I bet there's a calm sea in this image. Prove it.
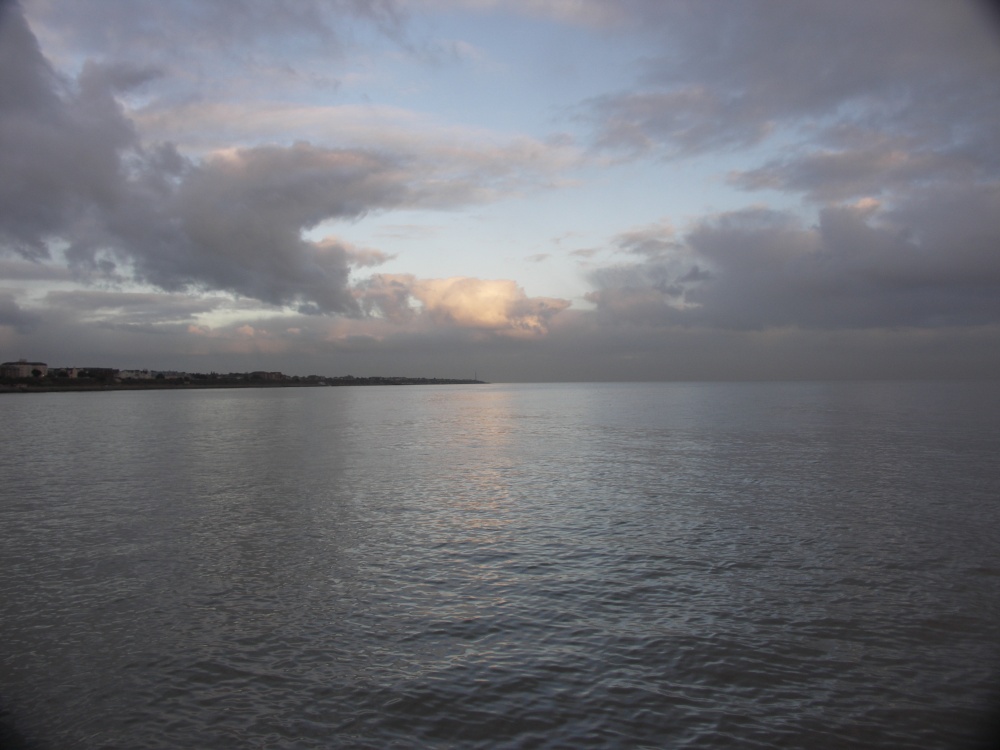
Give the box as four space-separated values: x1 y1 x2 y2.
1 381 999 749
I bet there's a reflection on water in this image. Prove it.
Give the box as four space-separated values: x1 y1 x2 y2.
1 382 999 748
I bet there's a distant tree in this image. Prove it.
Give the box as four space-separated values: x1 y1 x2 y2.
31 369 42 378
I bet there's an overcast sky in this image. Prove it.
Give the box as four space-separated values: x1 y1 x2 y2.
2 0 999 381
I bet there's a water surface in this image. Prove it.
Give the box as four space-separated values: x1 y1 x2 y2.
1 381 999 748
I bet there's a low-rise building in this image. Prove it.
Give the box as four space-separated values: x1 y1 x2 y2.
75 367 117 380
0 359 48 378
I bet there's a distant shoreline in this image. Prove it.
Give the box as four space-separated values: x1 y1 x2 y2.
0 377 487 394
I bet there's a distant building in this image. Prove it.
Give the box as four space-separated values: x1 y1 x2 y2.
0 359 47 378
76 367 117 380
250 371 285 381
118 369 154 380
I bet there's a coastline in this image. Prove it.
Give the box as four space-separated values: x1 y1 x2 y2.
0 377 486 394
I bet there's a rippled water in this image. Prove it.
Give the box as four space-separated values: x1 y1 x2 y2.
1 381 999 748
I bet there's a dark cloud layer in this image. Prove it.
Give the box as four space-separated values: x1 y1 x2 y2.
589 192 1000 331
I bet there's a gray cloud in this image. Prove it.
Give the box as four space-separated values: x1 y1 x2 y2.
0 3 141 260
584 1 1000 162
530 321 1000 382
125 144 411 314
0 259 73 282
0 291 40 333
578 0 1000 345
24 0 408 98
614 222 683 258
727 122 997 203
0 4 408 313
1 1 576 318
42 290 226 323
0 17 392 315
588 194 1000 331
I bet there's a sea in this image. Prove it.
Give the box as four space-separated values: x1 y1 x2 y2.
1 380 998 749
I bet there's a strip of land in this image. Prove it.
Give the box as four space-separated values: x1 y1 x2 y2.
0 374 486 393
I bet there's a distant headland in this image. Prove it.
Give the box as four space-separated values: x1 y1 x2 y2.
0 359 486 393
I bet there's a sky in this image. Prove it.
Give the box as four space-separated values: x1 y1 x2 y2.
2 0 1000 381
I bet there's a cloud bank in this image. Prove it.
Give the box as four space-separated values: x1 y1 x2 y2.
589 196 1000 331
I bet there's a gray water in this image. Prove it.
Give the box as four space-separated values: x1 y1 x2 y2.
1 381 999 749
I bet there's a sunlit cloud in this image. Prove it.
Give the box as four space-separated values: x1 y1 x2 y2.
359 274 570 336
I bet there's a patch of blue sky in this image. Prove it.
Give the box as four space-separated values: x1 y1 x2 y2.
349 7 644 137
